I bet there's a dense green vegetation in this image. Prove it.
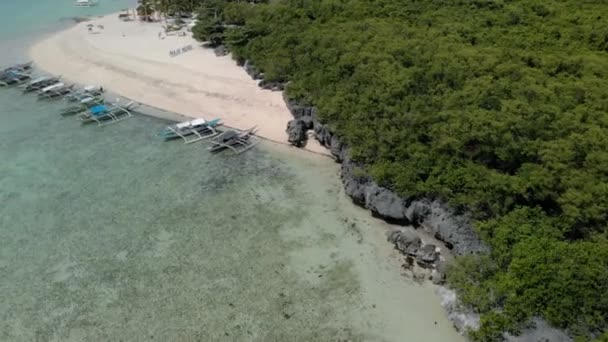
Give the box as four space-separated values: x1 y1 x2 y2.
190 0 608 340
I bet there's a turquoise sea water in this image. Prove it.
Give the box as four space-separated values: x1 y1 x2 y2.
0 2 465 341
0 0 137 61
0 89 356 340
0 0 136 39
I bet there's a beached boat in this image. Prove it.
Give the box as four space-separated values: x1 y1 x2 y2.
64 85 103 102
77 101 137 125
2 62 32 73
0 71 32 86
38 83 74 99
73 0 99 7
21 76 62 93
209 126 260 154
60 96 104 116
160 118 222 143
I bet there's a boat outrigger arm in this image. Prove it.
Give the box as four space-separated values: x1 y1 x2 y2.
80 101 137 126
169 118 220 144
0 72 31 86
209 126 260 154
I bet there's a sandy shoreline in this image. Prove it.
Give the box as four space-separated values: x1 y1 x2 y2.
29 13 328 155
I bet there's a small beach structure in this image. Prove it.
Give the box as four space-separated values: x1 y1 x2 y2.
38 83 74 99
160 118 221 143
73 0 99 7
77 101 136 126
209 126 260 154
21 76 62 93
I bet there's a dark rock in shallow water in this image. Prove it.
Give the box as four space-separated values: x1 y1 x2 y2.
416 244 438 266
214 45 229 57
259 80 284 91
388 228 421 256
286 119 308 147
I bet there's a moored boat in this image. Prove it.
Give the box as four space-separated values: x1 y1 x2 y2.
160 118 221 143
60 96 104 116
2 61 32 73
0 71 31 86
78 101 137 125
73 0 99 7
38 83 74 99
21 76 62 93
64 85 103 102
208 126 259 154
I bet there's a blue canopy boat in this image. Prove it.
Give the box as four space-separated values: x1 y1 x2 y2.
77 101 136 125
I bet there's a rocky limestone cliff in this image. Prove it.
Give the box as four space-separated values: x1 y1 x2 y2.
236 59 569 341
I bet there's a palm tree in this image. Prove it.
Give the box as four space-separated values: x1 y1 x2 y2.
137 0 154 21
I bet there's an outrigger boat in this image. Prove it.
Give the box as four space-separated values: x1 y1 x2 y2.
64 85 104 102
38 83 74 99
159 118 221 143
60 96 105 116
21 76 62 93
2 62 32 73
208 126 260 154
74 0 99 7
77 101 137 126
0 71 31 86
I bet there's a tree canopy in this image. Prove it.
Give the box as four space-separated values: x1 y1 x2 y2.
191 0 608 340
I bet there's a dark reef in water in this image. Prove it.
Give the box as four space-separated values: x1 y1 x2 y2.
59 16 91 23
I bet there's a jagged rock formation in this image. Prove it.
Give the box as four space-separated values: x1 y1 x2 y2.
286 119 307 147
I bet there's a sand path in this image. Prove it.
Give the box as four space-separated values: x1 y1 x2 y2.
30 14 327 154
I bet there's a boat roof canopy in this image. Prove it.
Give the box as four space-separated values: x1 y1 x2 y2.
41 83 63 92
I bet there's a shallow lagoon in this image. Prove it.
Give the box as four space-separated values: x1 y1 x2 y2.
0 88 463 341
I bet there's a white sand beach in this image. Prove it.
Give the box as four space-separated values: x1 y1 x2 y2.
30 13 328 155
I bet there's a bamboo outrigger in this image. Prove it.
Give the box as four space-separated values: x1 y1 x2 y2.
0 71 31 86
159 118 222 143
64 85 104 102
60 96 104 116
77 101 137 126
2 62 32 74
208 126 260 154
38 83 74 99
21 76 62 93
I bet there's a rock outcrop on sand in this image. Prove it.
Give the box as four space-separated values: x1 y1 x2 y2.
279 90 490 256
286 119 307 147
